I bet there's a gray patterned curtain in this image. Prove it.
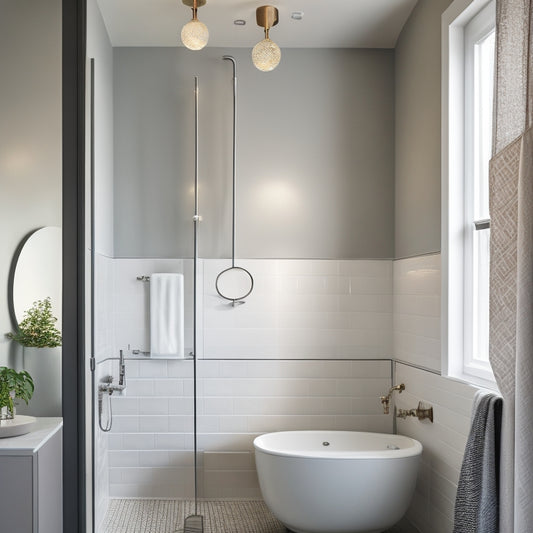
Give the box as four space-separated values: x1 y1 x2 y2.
489 1 533 531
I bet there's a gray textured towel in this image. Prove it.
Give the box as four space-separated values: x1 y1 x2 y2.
453 391 502 533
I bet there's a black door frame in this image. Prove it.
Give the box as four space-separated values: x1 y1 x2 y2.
63 0 87 531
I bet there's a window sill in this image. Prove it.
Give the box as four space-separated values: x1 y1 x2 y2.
443 370 499 391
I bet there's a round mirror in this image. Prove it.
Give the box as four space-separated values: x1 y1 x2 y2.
215 266 254 303
10 227 62 328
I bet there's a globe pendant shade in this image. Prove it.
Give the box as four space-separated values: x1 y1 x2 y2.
181 19 209 50
252 38 281 71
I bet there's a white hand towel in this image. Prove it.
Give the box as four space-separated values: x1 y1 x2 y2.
150 273 185 358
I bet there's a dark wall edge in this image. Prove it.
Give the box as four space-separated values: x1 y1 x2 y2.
63 0 87 531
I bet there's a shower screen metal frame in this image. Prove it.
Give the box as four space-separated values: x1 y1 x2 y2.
87 69 204 531
189 74 203 524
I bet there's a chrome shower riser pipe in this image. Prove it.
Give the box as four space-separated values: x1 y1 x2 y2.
223 55 237 266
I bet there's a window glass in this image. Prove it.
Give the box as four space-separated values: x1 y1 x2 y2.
463 1 495 378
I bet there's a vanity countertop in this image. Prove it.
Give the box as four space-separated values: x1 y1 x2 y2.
0 417 62 455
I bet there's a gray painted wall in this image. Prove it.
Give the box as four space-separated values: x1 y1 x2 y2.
0 0 62 367
394 0 453 258
114 47 395 259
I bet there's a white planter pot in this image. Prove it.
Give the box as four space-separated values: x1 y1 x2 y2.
21 347 61 417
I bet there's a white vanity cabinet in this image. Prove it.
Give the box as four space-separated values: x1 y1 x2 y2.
0 418 63 533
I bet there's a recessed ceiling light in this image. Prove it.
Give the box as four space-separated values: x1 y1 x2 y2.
291 11 304 20
234 19 246 26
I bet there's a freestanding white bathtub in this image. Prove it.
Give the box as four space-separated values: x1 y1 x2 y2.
254 431 422 533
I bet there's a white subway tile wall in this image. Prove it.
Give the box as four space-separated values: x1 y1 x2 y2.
394 364 476 533
392 253 481 533
103 257 480 513
393 255 441 372
94 253 114 531
93 252 482 533
107 359 392 498
110 259 392 360
95 253 115 364
203 259 393 359
95 360 112 531
100 258 394 499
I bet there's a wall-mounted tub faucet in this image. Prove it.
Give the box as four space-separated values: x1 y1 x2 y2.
380 383 405 414
98 350 127 432
396 402 434 423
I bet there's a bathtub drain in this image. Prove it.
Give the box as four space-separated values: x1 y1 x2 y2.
322 441 330 446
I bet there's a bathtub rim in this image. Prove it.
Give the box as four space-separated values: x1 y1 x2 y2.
253 430 423 460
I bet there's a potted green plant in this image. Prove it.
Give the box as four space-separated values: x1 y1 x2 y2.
6 297 62 417
0 367 34 420
7 297 61 348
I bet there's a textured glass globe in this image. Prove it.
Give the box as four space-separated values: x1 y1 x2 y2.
181 19 209 51
252 38 281 72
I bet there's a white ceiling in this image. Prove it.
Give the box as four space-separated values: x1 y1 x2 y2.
96 0 418 48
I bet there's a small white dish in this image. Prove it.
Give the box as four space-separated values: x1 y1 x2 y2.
0 415 37 438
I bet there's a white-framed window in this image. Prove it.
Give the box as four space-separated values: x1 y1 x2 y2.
464 4 495 380
442 0 496 388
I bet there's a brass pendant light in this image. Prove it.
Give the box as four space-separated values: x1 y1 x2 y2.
181 0 209 51
252 6 281 72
